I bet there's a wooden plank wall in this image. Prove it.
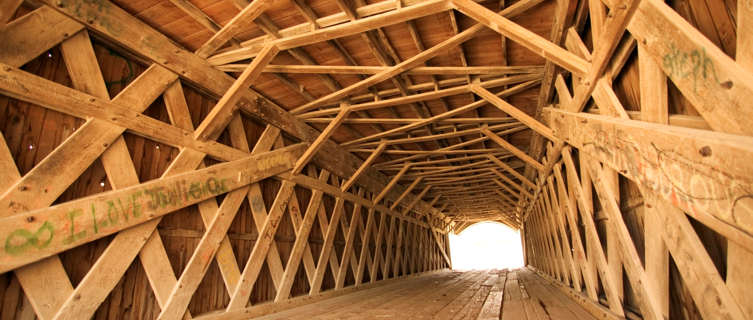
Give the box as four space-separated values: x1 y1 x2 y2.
522 0 752 320
0 4 451 319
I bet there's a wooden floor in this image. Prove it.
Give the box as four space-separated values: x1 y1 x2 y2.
259 268 598 319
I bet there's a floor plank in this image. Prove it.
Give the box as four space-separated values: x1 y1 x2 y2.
258 268 600 320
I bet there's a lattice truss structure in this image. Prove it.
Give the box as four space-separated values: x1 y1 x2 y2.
0 0 752 319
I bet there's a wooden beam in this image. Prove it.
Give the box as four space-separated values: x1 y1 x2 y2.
646 193 747 320
490 169 531 198
0 145 304 273
342 142 387 192
43 0 448 225
727 4 753 317
481 127 543 171
451 0 588 76
300 73 539 118
487 154 534 188
292 107 351 174
195 44 279 141
289 16 483 115
561 150 625 316
220 64 543 75
567 0 639 113
639 40 670 319
342 84 532 147
226 180 297 311
390 178 423 210
471 85 557 141
545 108 753 249
0 6 83 68
585 159 676 320
627 0 753 136
195 0 271 58
274 0 450 52
0 63 246 162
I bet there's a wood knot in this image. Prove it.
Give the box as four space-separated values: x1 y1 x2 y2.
26 216 35 222
699 146 712 157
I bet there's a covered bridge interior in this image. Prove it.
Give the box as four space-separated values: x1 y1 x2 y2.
0 0 752 318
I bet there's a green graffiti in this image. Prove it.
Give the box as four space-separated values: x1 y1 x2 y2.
3 176 229 256
63 209 87 245
5 221 54 255
145 177 228 209
662 43 721 92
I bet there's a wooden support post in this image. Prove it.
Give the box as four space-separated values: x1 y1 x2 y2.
727 2 753 317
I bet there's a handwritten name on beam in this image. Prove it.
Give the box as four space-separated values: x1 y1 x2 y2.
626 0 753 136
544 107 753 249
0 144 305 273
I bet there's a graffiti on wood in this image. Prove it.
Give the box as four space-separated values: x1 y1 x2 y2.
0 144 305 272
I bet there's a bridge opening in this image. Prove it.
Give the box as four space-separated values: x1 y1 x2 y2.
449 221 524 270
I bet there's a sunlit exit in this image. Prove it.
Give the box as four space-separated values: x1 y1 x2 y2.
448 222 524 270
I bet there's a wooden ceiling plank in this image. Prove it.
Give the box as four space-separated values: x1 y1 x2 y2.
169 0 223 33
195 0 271 58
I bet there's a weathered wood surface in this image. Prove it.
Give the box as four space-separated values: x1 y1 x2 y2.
0 144 304 273
250 268 594 320
545 108 753 248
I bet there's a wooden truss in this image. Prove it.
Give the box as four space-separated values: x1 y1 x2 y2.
0 0 751 319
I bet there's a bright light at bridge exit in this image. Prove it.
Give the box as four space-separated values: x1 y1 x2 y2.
448 222 524 270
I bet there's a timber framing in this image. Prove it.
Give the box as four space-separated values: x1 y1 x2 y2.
0 0 752 319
